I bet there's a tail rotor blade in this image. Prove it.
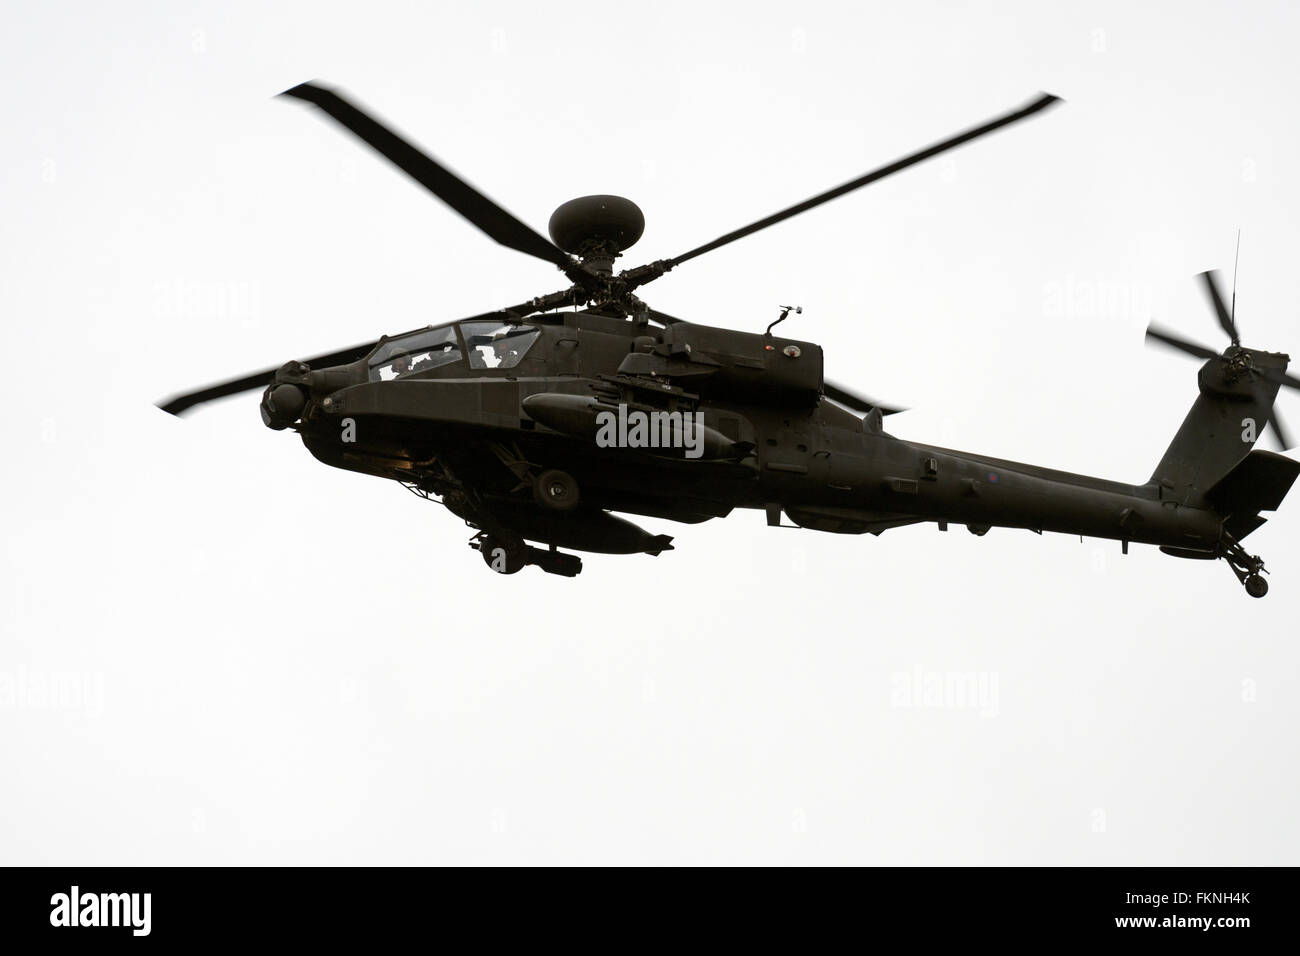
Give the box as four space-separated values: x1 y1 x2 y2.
1197 270 1239 345
1145 322 1220 360
1268 408 1294 451
1262 366 1300 392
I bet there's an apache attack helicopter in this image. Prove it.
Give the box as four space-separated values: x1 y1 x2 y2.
159 82 1300 595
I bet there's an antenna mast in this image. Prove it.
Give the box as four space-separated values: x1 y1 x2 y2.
1231 229 1241 326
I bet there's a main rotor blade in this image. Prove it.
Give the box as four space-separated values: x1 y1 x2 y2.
155 297 556 417
823 380 906 416
1145 323 1219 360
665 92 1061 270
156 341 377 416
280 82 580 280
1197 270 1239 345
1267 408 1294 451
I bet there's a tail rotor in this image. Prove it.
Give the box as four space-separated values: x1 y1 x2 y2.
1144 269 1297 451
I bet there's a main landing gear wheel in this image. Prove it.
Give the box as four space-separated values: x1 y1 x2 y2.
478 535 526 574
1245 575 1269 599
533 469 580 511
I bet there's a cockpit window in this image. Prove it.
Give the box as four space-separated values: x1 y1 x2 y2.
368 326 461 381
460 322 539 370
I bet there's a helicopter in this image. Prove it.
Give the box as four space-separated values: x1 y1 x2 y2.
159 82 1300 596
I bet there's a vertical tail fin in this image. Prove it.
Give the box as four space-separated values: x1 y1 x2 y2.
1151 349 1287 503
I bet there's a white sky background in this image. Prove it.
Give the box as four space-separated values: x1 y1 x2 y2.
2 0 1298 864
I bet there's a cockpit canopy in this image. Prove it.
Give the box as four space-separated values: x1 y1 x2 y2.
462 321 538 370
368 321 540 382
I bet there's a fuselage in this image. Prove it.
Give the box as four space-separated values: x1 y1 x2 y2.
278 309 1226 556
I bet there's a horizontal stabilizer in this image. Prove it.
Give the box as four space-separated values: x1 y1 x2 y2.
1206 449 1300 516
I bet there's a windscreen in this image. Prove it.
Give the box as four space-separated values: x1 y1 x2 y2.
368 326 461 381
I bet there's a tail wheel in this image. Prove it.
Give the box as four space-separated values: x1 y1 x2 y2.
1245 574 1269 598
533 469 580 511
1223 534 1270 598
479 536 526 574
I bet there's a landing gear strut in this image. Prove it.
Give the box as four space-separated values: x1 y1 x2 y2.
1222 534 1270 598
